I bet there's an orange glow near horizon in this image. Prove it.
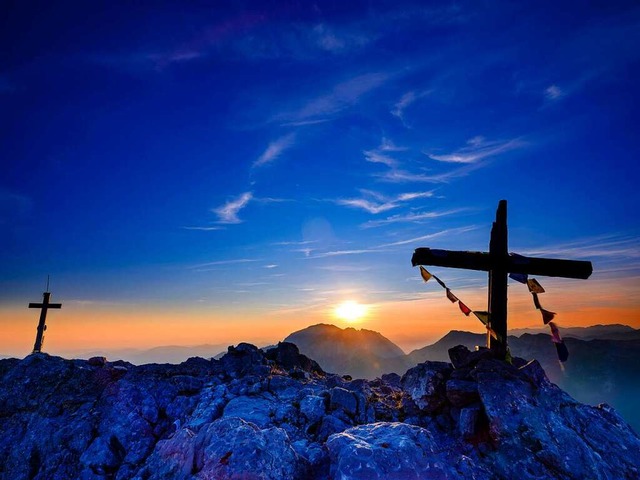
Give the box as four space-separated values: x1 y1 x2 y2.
2 277 639 358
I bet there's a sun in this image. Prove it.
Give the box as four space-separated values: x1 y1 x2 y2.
334 300 368 323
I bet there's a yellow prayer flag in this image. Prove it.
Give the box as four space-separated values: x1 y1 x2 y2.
527 278 545 294
420 266 432 283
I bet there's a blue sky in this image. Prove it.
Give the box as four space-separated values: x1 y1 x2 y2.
1 1 640 353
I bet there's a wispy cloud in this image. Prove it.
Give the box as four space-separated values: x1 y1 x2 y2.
544 85 564 101
364 150 397 168
361 208 465 228
311 24 372 54
192 258 258 268
275 72 391 124
519 235 640 260
377 226 478 247
391 90 430 125
335 189 434 214
307 248 386 259
213 192 253 224
181 226 226 231
426 137 522 164
316 265 372 272
253 133 296 168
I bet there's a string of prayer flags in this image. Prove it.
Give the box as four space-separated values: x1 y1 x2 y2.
541 308 556 325
549 322 563 344
417 269 492 338
458 301 472 316
532 292 542 310
549 321 569 362
433 275 447 289
527 278 545 294
420 266 432 283
509 273 528 284
446 289 458 303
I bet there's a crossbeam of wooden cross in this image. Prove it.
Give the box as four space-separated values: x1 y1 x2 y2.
411 200 593 358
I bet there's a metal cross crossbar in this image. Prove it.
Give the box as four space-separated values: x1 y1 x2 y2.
29 291 62 353
411 200 593 358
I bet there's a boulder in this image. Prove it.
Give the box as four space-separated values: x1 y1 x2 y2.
446 379 480 407
401 361 452 413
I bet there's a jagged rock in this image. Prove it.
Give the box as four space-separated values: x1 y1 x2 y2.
401 361 452 413
446 379 479 407
264 342 324 375
300 395 326 423
87 356 107 367
474 357 640 479
458 406 481 439
327 422 491 479
329 387 358 417
448 344 494 369
1 344 640 480
222 396 274 428
194 417 305 479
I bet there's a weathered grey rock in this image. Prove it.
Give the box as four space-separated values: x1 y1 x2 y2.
401 361 452 413
327 422 491 479
2 344 640 480
222 395 274 428
300 394 326 423
329 387 358 416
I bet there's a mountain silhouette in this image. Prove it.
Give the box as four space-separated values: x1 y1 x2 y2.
284 323 410 379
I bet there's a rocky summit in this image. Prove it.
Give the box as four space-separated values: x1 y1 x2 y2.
0 343 639 480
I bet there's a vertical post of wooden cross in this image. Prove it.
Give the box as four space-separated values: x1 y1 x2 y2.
488 200 508 358
29 288 62 353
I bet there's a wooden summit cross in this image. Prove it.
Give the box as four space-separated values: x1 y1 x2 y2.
411 200 593 359
29 279 62 353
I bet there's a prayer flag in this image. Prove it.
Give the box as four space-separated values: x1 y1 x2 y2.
446 289 458 303
548 321 562 343
419 266 432 283
527 278 545 294
433 275 447 289
541 308 556 325
555 342 569 362
458 301 471 316
532 292 542 310
488 327 500 341
473 311 490 325
509 273 528 284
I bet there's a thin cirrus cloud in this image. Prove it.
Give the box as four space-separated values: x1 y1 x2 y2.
335 190 434 214
275 71 391 124
213 191 253 224
426 137 522 164
391 89 431 125
252 133 296 168
361 208 466 228
376 225 479 247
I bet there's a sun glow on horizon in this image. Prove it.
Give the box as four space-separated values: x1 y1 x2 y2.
334 300 368 323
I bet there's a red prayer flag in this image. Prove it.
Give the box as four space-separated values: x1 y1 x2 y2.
458 301 471 316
